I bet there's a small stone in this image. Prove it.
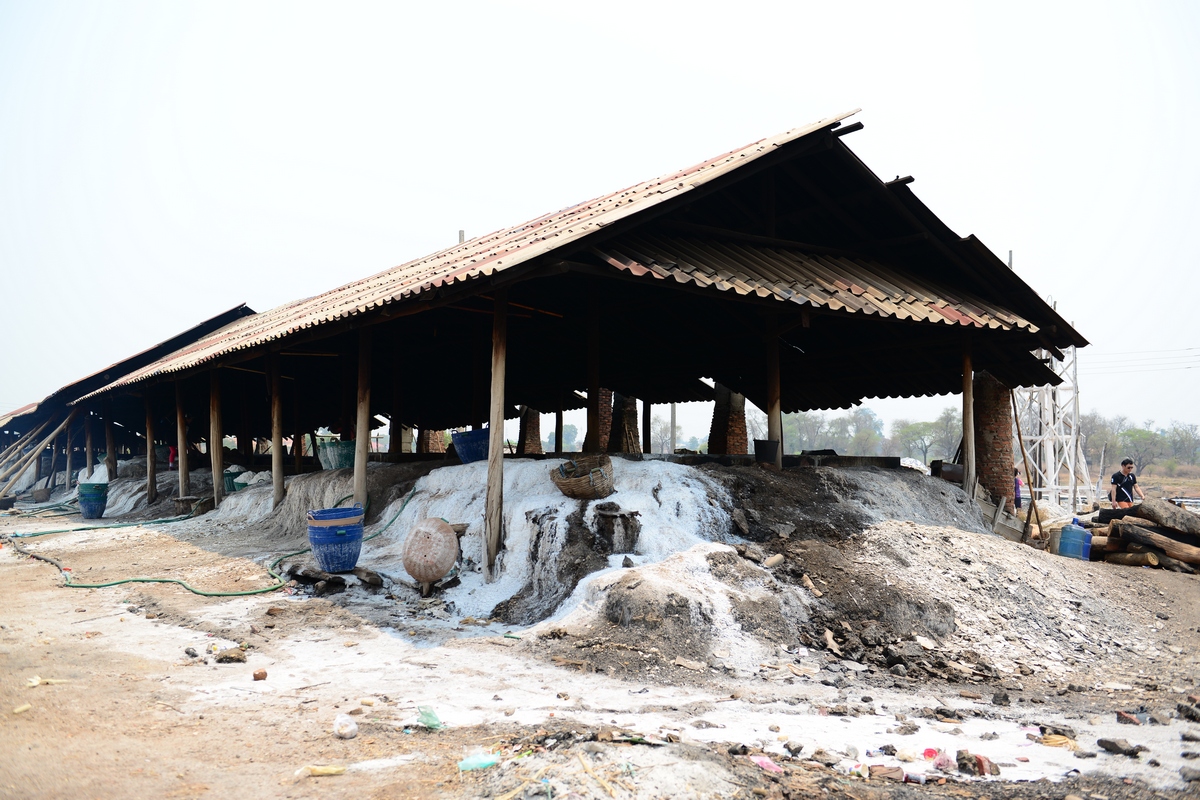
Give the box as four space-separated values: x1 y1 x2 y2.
556 692 569 700
1156 611 1170 620
1074 750 1097 759
763 554 784 568
673 657 706 671
1183 766 1200 782
621 556 634 568
1068 683 1086 692
1149 713 1172 726
992 691 1010 706
1097 738 1148 757
1148 758 1161 767
784 741 804 756
890 664 908 677
184 647 198 658
959 691 982 700
215 648 246 663
769 724 780 732
266 607 284 616
728 743 749 756
1183 731 1200 742
809 749 839 766
1184 752 1200 760
348 707 363 715
252 669 267 681
895 721 920 736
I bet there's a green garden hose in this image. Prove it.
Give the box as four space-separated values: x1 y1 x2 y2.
1 485 418 597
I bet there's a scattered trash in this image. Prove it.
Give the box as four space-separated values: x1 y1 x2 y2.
800 574 823 597
184 647 198 658
253 669 267 681
333 714 358 739
13 704 32 714
458 750 499 771
417 705 445 730
673 656 706 671
956 749 1000 776
750 755 783 773
294 765 346 780
24 676 68 688
763 554 784 568
868 765 904 781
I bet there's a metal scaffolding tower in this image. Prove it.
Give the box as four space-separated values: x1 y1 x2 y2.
1013 303 1093 512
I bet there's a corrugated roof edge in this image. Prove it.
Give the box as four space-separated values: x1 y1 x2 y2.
76 111 862 402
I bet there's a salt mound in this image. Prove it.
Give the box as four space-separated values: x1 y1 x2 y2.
368 459 734 623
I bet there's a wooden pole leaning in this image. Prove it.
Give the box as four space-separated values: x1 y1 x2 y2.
766 328 783 469
485 289 508 582
270 352 285 509
210 371 225 507
176 381 190 498
145 395 157 505
0 413 61 485
0 419 49 470
961 341 976 500
0 409 77 498
64 425 74 493
353 330 372 507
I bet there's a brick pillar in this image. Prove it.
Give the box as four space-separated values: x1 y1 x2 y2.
607 394 640 453
517 407 543 455
594 388 613 452
708 384 749 455
417 429 445 454
973 371 1015 513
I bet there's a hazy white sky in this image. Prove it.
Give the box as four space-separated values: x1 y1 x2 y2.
2 1 1197 442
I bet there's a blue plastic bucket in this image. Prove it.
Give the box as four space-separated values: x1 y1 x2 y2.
78 483 108 519
306 504 365 573
451 429 490 464
1058 523 1089 560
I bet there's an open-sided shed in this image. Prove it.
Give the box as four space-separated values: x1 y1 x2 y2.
57 111 1083 576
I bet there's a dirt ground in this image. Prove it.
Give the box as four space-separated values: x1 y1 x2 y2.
3 462 1200 799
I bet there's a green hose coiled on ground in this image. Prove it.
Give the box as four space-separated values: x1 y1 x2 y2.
1 486 417 597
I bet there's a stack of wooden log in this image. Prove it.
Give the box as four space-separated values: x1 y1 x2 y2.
1086 497 1200 574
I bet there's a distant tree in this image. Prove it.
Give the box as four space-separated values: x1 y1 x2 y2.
746 407 768 442
1120 428 1167 471
651 415 682 454
846 408 884 456
561 424 578 452
892 420 936 464
931 407 962 462
1166 421 1200 465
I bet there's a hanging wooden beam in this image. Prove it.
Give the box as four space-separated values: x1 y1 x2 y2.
353 330 371 507
175 382 190 498
211 371 225 507
270 352 285 508
962 339 976 500
145 395 157 505
766 328 783 469
103 397 117 482
485 289 508 582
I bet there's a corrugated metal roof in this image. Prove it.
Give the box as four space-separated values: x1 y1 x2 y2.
589 234 1038 332
77 111 860 402
0 403 38 430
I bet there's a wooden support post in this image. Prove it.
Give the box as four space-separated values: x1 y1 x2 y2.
64 425 74 492
766 328 783 469
962 342 976 500
85 412 94 479
353 330 371 507
44 433 58 491
103 397 117 482
210 371 225 507
485 289 508 582
293 388 304 473
642 400 652 454
0 409 77 498
554 402 564 456
145 395 157 505
270 352 285 508
175 382 190 498
584 294 600 452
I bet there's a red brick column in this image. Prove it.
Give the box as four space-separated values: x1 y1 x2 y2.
517 407 543 455
595 388 613 452
973 371 1015 512
417 429 445 454
708 384 749 455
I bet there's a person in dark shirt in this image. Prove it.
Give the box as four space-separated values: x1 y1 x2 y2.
1109 458 1145 508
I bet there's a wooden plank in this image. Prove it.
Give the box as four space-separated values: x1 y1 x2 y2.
961 344 975 500
64 425 73 493
176 381 190 498
485 289 508 582
0 419 49 469
270 352 285 508
353 330 371 506
211 371 225 507
145 395 157 505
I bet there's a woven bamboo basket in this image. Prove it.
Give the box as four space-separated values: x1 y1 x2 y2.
550 454 615 500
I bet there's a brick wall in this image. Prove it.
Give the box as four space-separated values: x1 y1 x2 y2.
416 429 445 454
973 371 1015 512
707 384 749 455
595 388 613 452
607 394 640 453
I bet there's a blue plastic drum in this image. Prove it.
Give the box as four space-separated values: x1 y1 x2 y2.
306 504 364 573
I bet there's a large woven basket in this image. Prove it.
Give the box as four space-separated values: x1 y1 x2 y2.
550 454 615 500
